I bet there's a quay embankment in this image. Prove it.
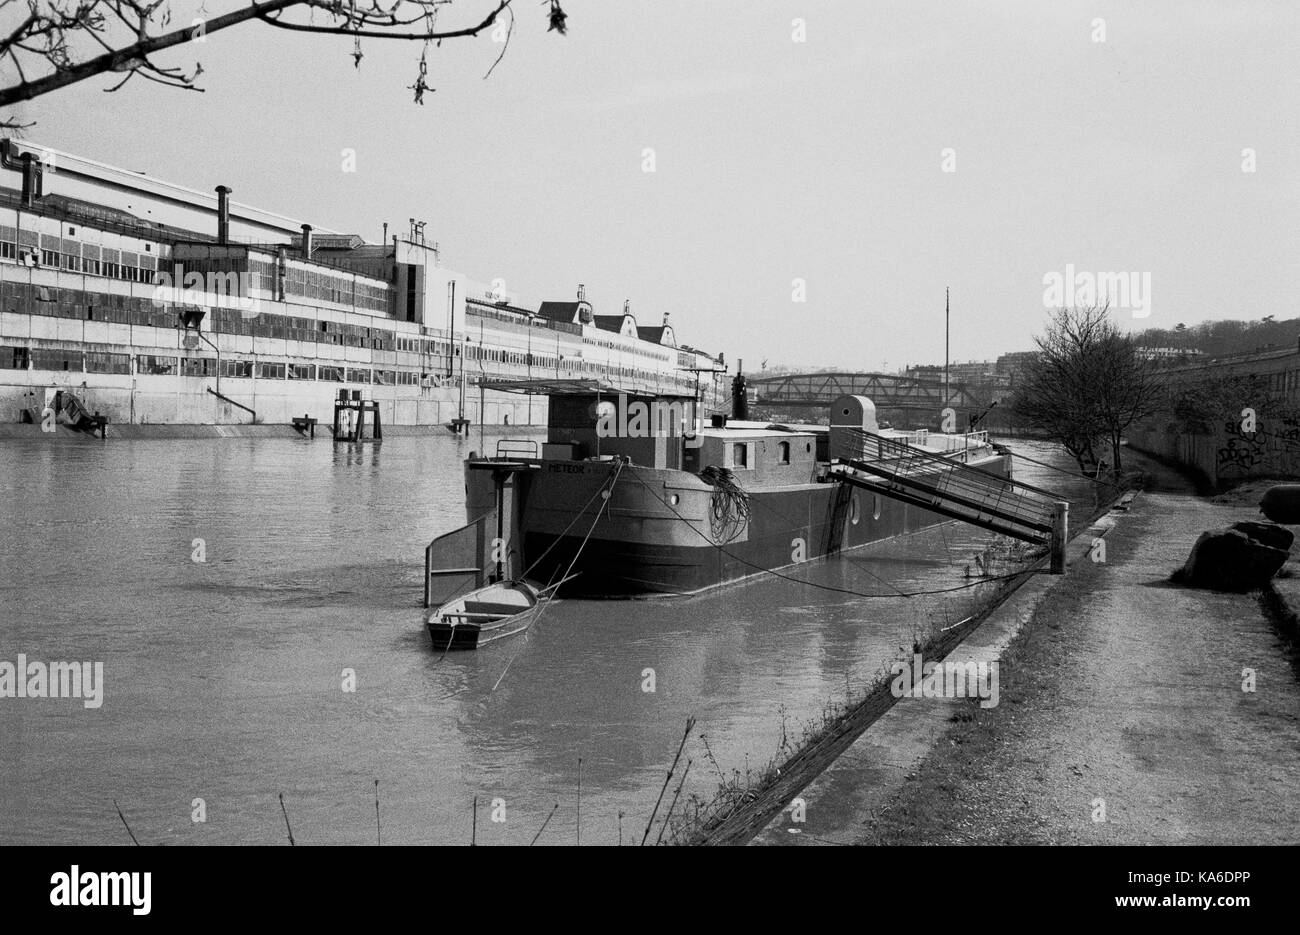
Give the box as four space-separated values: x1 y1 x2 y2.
748 461 1300 846
678 478 1129 846
0 422 544 441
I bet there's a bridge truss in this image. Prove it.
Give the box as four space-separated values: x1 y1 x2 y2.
749 372 985 413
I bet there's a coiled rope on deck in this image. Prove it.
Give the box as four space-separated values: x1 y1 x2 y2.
698 465 750 544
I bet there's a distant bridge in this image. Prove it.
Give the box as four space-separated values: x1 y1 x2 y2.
749 372 986 414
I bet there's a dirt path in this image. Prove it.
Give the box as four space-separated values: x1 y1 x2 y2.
854 480 1300 845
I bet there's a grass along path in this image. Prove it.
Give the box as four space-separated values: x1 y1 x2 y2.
854 485 1300 845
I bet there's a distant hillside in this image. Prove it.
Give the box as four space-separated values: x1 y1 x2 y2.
1134 317 1300 358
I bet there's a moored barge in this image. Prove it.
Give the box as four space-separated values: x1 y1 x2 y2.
462 382 1013 596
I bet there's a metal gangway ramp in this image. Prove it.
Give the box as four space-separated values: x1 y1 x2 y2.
829 428 1070 571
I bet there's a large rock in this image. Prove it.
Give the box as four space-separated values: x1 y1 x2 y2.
1176 529 1288 592
1229 521 1295 553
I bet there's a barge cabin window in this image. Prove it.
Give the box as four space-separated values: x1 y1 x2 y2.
732 443 748 468
777 441 790 464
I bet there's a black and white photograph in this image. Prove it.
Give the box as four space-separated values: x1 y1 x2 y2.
0 0 1291 912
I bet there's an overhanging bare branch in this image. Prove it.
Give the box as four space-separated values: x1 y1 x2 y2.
0 0 562 112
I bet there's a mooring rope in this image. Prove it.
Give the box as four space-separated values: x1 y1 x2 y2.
492 461 624 692
521 461 623 580
1007 448 1119 489
742 486 911 598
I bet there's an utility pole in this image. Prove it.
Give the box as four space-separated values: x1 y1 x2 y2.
944 286 950 409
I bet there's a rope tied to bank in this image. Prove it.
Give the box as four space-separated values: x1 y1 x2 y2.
1007 447 1120 489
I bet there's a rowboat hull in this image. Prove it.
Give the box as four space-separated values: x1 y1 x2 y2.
425 580 540 651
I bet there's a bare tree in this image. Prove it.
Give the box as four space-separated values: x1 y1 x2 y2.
1011 306 1105 472
1091 326 1161 471
0 0 568 126
1012 304 1160 474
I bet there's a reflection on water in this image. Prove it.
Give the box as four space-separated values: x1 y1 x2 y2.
0 434 1097 844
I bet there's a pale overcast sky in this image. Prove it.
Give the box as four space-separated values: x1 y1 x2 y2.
7 0 1299 370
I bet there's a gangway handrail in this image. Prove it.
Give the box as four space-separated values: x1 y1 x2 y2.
832 433 1060 533
833 467 1062 552
873 469 1052 533
830 429 1071 571
841 427 1064 502
830 461 1054 539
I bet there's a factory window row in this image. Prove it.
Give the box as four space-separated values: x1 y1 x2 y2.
1 343 699 395
1 232 158 282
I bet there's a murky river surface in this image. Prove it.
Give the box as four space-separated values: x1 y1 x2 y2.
0 434 1100 845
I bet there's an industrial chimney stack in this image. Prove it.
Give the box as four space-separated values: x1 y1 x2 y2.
20 152 40 207
215 185 231 244
732 358 749 420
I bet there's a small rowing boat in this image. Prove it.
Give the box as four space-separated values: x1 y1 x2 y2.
425 579 542 651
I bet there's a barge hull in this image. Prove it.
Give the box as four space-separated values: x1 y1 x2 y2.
519 461 1012 596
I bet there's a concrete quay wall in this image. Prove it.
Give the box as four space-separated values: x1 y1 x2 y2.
0 373 547 429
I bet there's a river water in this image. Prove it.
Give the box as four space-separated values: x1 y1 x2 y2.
0 433 1100 845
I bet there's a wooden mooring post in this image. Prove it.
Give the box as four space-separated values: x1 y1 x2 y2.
1050 500 1069 574
291 415 317 438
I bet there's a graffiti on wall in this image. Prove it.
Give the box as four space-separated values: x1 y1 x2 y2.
1216 416 1300 479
